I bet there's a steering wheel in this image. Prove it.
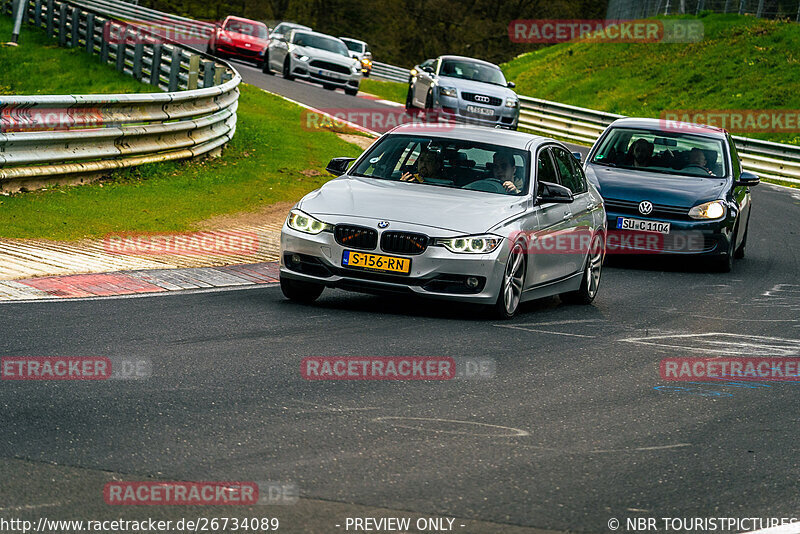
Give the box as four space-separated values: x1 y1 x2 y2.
683 164 711 174
463 178 508 194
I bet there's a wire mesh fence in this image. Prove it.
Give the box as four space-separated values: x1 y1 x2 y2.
606 0 800 21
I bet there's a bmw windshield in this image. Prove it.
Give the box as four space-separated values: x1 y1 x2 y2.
350 135 530 196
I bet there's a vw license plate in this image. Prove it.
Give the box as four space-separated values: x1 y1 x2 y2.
466 105 494 116
617 217 671 234
342 250 411 274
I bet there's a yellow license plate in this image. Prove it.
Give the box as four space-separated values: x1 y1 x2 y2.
342 250 411 274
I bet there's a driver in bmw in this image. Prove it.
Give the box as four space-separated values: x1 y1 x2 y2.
492 151 523 194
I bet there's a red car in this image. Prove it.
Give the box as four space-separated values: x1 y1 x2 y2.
208 16 269 67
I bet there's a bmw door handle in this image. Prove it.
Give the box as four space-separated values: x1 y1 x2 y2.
562 210 571 221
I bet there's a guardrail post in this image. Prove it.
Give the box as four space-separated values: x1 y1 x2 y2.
187 54 200 90
115 35 127 72
202 60 214 88
133 41 144 80
150 42 162 87
10 0 24 44
57 2 66 46
69 6 79 48
100 20 111 64
85 13 94 54
45 0 52 36
168 46 181 92
34 0 41 27
213 65 224 86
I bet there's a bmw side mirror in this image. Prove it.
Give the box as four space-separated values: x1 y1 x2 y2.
736 171 759 187
572 152 582 162
537 181 574 204
507 81 516 88
326 157 355 176
422 66 434 73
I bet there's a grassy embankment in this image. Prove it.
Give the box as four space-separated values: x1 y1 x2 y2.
0 16 362 240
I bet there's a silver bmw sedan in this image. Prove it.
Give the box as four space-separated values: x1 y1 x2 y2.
279 124 607 318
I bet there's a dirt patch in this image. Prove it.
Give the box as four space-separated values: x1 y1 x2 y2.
337 133 376 150
197 201 296 230
301 169 323 177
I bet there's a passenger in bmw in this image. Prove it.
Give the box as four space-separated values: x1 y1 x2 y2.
400 149 451 185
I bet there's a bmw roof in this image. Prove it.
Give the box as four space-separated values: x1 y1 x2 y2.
387 123 553 150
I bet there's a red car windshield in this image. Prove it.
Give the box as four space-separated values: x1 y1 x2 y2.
223 20 267 39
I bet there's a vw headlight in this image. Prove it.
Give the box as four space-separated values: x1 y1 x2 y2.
439 86 457 98
292 53 309 61
287 209 332 234
688 200 726 220
435 235 503 254
505 97 518 108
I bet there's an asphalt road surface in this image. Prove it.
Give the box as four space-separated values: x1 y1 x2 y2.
1 65 799 534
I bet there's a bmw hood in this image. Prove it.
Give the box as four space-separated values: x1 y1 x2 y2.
298 176 526 235
587 165 728 207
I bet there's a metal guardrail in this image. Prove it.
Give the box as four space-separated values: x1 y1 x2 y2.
0 0 240 189
516 96 800 184
361 61 800 183
371 62 410 83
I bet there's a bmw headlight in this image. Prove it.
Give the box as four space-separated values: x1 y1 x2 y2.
287 209 332 234
435 235 503 254
505 97 519 108
439 86 458 97
219 32 232 43
688 200 726 220
292 53 309 61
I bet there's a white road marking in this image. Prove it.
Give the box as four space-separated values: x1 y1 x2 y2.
373 417 530 437
0 281 278 305
620 333 800 356
688 315 798 322
743 522 800 534
495 324 596 338
0 502 62 511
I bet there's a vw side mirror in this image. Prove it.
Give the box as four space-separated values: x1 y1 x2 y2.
507 81 516 88
572 152 582 162
736 171 759 187
326 157 355 176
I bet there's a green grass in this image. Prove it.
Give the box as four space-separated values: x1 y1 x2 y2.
0 16 149 95
360 78 407 105
0 84 362 240
501 14 800 145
